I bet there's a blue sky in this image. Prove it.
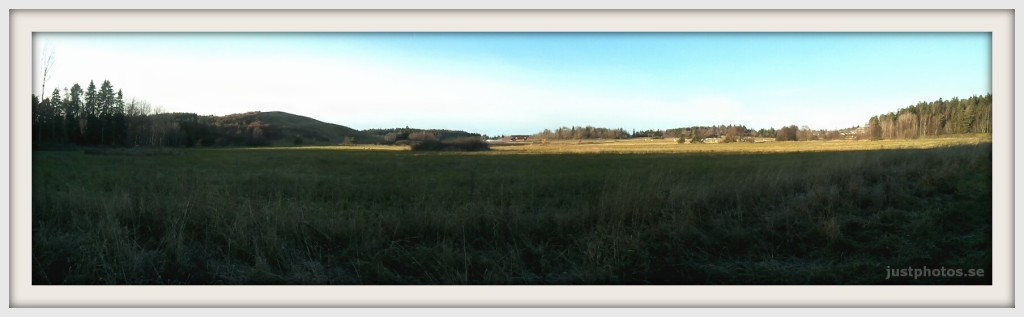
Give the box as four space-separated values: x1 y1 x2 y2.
34 33 990 136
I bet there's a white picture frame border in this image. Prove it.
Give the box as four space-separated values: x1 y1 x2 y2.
3 1 1019 311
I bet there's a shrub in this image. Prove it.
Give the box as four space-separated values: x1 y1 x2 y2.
342 136 355 146
443 137 490 151
410 139 444 151
410 137 490 152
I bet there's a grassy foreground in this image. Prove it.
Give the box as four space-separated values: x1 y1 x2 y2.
32 139 992 284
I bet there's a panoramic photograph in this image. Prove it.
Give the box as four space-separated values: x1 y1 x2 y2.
31 32 992 285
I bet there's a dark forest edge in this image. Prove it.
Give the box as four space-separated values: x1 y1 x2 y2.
31 79 992 149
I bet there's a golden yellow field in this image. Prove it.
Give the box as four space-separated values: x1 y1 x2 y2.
271 135 992 155
241 144 410 152
490 136 991 154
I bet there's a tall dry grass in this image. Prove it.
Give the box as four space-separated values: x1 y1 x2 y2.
32 141 992 284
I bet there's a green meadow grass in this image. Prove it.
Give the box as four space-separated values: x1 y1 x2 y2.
32 141 992 284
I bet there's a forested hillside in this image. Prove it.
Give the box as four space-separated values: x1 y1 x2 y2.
362 127 482 145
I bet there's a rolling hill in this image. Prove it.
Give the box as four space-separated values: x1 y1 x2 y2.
253 111 382 145
147 111 383 147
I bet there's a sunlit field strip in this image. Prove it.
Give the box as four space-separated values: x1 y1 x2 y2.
243 135 991 155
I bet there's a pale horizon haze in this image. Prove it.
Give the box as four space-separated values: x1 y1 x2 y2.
33 32 991 136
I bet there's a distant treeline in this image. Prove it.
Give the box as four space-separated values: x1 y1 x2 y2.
363 127 482 145
33 80 990 149
534 126 631 140
532 94 991 142
665 125 754 141
867 93 992 140
536 124 859 142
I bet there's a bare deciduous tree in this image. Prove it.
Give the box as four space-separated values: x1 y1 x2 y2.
40 44 56 102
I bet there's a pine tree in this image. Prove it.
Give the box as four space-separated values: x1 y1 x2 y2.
113 89 127 145
84 81 97 117
49 89 63 143
68 83 83 143
97 80 115 144
83 81 98 144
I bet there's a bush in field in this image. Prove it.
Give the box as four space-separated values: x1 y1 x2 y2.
342 136 355 146
445 137 490 151
410 139 444 151
411 137 490 152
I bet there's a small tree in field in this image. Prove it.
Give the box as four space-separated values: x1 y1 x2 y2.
867 116 883 140
776 125 799 141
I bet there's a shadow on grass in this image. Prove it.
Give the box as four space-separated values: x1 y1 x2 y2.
32 143 992 284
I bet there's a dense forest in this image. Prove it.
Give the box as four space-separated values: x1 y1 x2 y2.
32 80 131 146
866 93 992 140
31 80 268 147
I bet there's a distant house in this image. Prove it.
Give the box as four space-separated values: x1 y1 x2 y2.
841 127 866 137
509 135 530 142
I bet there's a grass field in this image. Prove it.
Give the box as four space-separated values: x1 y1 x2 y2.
32 137 992 284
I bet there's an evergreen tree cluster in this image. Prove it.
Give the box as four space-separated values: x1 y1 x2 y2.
866 93 992 140
32 80 279 147
32 80 135 146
